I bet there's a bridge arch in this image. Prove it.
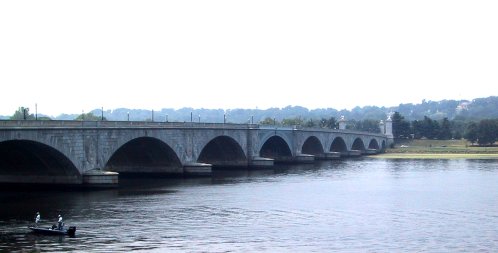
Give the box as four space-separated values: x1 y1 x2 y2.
105 137 182 174
197 136 247 168
0 140 81 184
368 139 380 150
352 138 366 151
260 135 293 162
301 136 324 155
330 137 348 153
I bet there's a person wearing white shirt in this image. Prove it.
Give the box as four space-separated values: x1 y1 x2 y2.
57 215 63 230
35 212 40 227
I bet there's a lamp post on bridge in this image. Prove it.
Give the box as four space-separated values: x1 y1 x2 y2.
22 108 27 120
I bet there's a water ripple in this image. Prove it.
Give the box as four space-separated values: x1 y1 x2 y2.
2 160 498 252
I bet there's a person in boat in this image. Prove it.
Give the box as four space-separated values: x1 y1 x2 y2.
57 215 63 230
35 212 40 227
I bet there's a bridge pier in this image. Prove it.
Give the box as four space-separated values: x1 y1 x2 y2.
294 154 315 164
316 152 341 160
183 163 212 177
365 149 378 155
82 169 119 188
250 157 274 168
347 150 362 157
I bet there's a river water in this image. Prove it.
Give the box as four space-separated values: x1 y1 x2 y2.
1 158 498 252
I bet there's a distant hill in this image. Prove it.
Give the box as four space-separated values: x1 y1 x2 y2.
394 96 498 121
2 96 497 123
85 96 498 123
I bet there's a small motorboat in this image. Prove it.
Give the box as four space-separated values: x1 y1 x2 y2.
28 225 76 236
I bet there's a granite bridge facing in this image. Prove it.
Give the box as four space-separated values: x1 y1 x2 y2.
0 120 393 186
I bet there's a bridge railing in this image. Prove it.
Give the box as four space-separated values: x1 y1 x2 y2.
0 120 259 129
0 120 386 137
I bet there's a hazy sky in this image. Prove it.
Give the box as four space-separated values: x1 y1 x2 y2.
1 1 497 116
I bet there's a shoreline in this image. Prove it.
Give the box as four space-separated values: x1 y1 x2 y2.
375 152 498 159
377 140 498 159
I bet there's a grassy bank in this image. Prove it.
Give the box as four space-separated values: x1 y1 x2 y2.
375 139 498 159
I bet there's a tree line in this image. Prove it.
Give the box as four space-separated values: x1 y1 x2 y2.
3 96 497 122
259 116 381 133
8 107 104 121
391 112 498 146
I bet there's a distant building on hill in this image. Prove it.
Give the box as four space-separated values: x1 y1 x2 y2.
456 101 470 114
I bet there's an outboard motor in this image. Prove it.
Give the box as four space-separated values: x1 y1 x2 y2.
67 226 77 237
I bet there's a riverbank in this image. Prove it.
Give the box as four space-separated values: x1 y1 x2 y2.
376 139 498 159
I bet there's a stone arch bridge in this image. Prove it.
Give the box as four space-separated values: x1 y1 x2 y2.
0 120 391 185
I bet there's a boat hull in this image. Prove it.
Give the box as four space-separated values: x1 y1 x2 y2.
28 226 76 236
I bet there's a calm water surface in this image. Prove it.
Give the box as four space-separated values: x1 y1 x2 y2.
1 158 498 252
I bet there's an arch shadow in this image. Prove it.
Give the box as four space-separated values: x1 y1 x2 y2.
0 140 80 184
368 139 380 150
105 137 182 174
302 136 324 155
198 136 247 168
352 138 366 151
260 136 293 163
330 137 348 153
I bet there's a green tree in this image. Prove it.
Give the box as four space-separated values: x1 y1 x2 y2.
281 117 304 126
392 112 410 139
417 116 440 139
260 117 277 125
477 119 498 145
320 117 337 129
464 122 478 144
304 118 316 128
10 107 35 120
75 112 106 121
450 118 467 140
355 119 381 133
411 119 423 139
438 117 452 140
